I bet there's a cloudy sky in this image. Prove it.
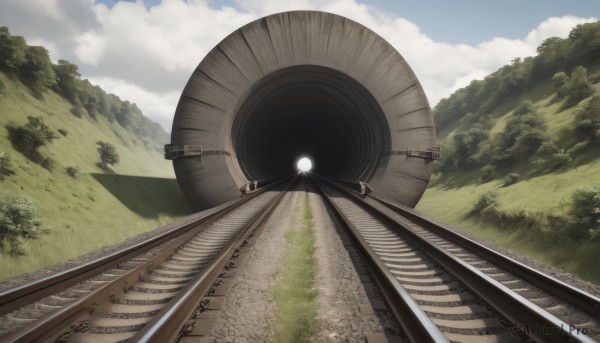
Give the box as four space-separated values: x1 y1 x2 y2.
1 0 598 130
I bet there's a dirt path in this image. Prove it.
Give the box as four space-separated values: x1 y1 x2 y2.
201 179 403 342
199 187 301 342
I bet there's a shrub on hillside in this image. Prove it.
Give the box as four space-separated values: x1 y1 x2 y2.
40 157 55 171
553 72 570 100
513 100 536 116
536 141 560 157
532 150 572 173
65 166 79 178
566 186 600 240
545 152 572 170
0 79 5 95
491 103 550 166
0 193 50 256
502 173 520 187
566 66 594 106
479 165 495 183
574 95 600 143
57 128 68 137
0 153 16 181
7 116 57 156
472 192 497 214
70 105 84 118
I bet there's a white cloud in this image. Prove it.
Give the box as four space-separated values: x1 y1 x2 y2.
90 76 180 129
74 31 107 65
0 0 595 130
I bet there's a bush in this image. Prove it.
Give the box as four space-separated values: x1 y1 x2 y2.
545 152 572 170
552 71 568 89
479 165 495 183
70 106 84 118
567 66 594 106
502 173 520 187
40 157 54 171
566 186 600 240
0 193 50 256
57 128 68 137
7 116 57 155
514 100 535 116
574 95 600 143
0 153 16 181
536 141 560 157
0 79 5 95
96 141 119 169
65 166 79 178
472 192 497 214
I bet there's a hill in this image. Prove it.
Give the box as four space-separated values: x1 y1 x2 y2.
0 27 191 279
417 22 600 283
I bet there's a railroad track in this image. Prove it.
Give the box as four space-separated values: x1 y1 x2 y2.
311 175 600 343
0 176 296 342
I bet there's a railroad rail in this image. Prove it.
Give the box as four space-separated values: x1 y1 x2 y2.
311 175 600 343
0 176 297 342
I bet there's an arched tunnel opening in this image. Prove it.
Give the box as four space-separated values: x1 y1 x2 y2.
231 65 391 181
166 11 438 211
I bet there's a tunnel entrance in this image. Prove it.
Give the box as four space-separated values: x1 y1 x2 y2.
231 65 391 182
167 11 437 211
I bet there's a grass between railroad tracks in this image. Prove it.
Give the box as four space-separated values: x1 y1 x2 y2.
270 192 319 342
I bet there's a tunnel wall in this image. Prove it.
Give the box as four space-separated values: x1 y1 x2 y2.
170 11 436 211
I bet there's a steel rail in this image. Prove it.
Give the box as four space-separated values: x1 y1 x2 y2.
0 176 294 317
0 198 244 317
308 174 448 343
319 175 595 343
129 175 298 342
0 176 293 342
368 193 600 319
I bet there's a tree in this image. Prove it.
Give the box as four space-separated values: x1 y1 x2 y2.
0 26 27 70
96 141 119 168
8 116 58 155
52 59 81 103
513 100 535 116
568 23 600 65
78 79 99 119
490 106 550 166
20 46 56 94
574 95 600 143
566 66 594 106
0 193 49 256
552 72 568 89
0 153 16 181
552 72 570 100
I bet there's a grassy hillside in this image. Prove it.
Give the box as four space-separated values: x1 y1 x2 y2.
417 23 600 284
0 71 191 279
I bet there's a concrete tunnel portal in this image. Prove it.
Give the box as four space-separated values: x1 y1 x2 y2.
166 11 439 211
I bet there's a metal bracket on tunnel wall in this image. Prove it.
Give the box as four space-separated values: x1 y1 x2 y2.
383 145 440 160
164 144 232 160
164 144 232 168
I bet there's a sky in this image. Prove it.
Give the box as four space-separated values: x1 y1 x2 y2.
0 0 598 131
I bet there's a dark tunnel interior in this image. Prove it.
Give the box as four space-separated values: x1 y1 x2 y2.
231 65 391 182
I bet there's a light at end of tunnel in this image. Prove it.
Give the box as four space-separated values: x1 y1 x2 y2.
296 157 313 172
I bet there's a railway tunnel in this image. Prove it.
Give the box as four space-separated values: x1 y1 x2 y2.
166 10 438 211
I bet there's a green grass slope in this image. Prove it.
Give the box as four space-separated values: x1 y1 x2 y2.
0 72 191 279
417 74 600 284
